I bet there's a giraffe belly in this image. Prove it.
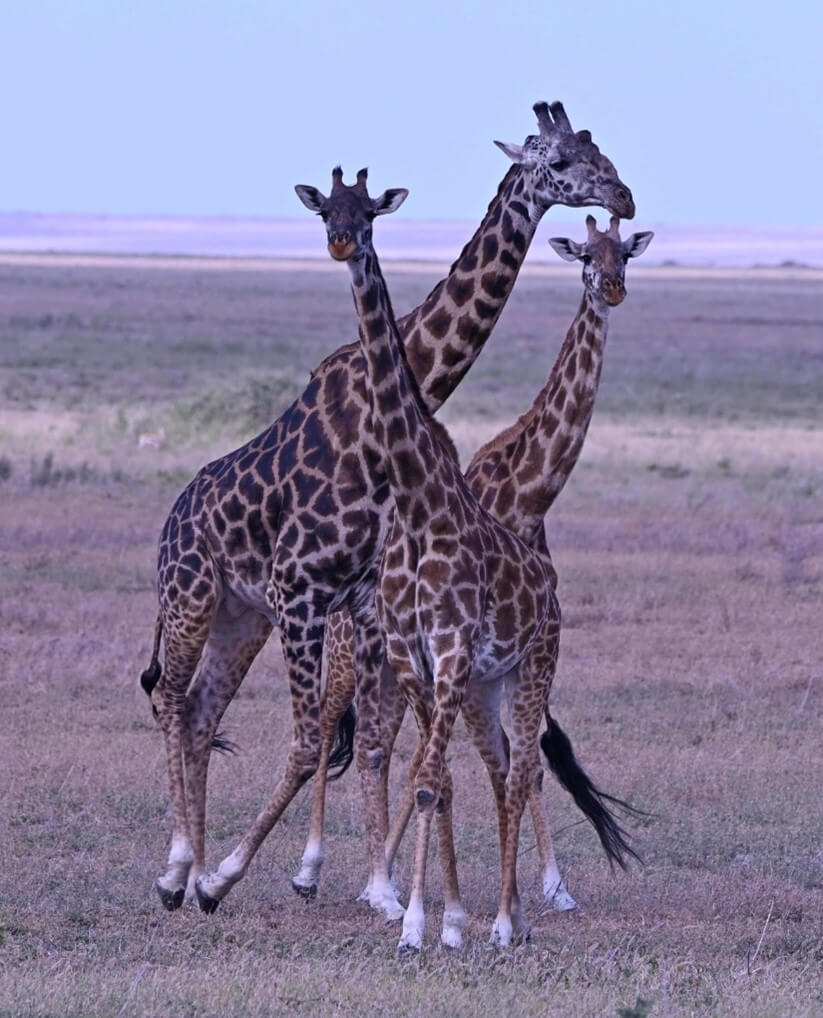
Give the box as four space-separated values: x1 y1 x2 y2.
469 637 526 685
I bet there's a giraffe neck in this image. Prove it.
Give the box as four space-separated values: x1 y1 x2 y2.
397 165 547 413
467 290 610 541
348 248 451 530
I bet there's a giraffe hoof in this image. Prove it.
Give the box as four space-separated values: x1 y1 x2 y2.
397 935 422 955
194 880 221 915
546 881 577 912
155 880 185 912
291 879 317 900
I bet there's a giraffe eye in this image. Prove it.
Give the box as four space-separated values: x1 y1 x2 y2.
550 159 570 172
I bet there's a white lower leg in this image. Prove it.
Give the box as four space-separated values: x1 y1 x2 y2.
366 868 404 921
197 847 246 901
441 902 467 949
399 894 425 952
398 811 431 952
293 837 324 891
158 835 193 893
541 859 577 911
490 912 514 947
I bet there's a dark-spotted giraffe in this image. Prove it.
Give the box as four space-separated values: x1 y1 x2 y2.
294 215 653 913
294 165 573 952
140 102 635 915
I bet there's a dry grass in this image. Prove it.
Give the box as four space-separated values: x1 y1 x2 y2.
0 257 821 1017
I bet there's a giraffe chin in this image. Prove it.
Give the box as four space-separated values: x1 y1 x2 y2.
328 241 357 261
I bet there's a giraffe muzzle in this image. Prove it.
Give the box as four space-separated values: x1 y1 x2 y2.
610 186 636 221
602 281 626 306
328 239 357 261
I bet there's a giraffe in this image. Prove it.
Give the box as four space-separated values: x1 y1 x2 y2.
293 215 653 911
140 101 636 917
293 165 584 952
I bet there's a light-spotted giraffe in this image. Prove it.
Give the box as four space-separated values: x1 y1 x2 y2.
141 102 635 917
294 215 653 912
296 165 574 952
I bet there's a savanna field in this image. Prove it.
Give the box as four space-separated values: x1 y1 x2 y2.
0 254 821 1017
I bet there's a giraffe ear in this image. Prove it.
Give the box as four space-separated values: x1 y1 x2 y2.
493 140 537 170
294 185 327 213
623 231 654 259
548 237 585 262
372 188 409 216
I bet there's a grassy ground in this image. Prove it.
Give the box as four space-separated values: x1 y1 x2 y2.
0 255 821 1017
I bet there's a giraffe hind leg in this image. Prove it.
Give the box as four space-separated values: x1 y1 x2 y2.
194 597 327 911
528 769 577 912
183 600 273 900
152 612 214 910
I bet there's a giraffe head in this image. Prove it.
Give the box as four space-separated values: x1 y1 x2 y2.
495 101 636 220
549 215 653 307
295 167 408 261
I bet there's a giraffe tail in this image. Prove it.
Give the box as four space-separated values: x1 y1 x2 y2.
541 713 644 870
140 615 163 699
139 614 234 754
326 703 356 781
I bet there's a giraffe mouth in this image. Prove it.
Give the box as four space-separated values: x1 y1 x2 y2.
328 240 357 261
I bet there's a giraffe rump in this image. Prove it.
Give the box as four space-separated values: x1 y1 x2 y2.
541 717 643 870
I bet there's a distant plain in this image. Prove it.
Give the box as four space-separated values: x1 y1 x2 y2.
0 253 821 1017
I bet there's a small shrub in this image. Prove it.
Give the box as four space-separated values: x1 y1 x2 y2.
29 453 98 487
0 456 12 482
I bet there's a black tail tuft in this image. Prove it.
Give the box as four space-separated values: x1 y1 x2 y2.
541 718 644 870
140 660 162 697
327 703 356 782
211 731 240 755
140 616 163 703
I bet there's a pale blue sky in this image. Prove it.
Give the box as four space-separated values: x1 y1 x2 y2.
4 0 821 226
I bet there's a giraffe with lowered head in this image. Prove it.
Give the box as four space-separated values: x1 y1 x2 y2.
293 215 653 913
140 102 635 918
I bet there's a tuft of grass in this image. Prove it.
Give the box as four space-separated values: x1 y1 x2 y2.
30 452 95 486
28 453 128 487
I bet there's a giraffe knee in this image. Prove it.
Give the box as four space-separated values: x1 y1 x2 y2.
355 744 384 773
416 788 436 810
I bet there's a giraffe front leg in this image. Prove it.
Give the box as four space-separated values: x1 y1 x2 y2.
359 660 409 905
399 644 471 952
352 608 405 921
491 653 548 947
293 609 356 899
435 766 467 949
194 604 325 912
398 802 434 953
